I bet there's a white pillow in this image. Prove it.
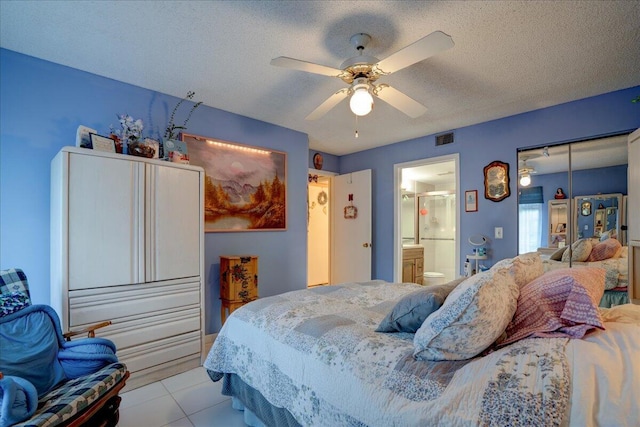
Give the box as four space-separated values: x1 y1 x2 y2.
413 268 518 361
490 252 544 288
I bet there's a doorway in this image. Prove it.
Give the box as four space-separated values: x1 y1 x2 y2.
394 154 460 284
308 172 331 287
307 168 372 287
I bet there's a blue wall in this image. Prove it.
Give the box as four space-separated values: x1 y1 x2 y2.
339 86 640 280
0 49 309 334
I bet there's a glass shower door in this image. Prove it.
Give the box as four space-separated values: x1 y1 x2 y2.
417 193 456 282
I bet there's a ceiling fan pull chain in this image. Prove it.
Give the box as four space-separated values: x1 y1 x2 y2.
355 115 359 138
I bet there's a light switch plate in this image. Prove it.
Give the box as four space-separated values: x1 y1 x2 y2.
495 227 503 239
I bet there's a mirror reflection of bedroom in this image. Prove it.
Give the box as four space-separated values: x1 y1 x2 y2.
517 134 630 307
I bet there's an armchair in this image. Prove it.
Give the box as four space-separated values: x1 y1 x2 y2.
0 268 129 427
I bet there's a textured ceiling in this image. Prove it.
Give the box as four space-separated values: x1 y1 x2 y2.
1 1 639 155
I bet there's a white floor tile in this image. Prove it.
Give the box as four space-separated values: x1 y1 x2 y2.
120 381 169 409
118 394 186 427
161 366 210 393
172 380 230 416
162 417 194 427
188 400 246 427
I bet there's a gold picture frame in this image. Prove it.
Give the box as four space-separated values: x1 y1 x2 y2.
180 133 287 232
483 161 510 202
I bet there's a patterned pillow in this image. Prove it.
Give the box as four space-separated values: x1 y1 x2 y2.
0 291 31 317
549 246 567 261
413 268 518 361
376 278 465 333
561 238 593 262
587 238 622 262
490 252 544 288
497 267 606 347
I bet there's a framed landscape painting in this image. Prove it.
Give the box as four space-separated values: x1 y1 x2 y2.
181 133 287 232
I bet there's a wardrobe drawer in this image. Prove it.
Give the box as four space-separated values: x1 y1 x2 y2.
116 331 201 374
97 306 200 350
69 280 200 326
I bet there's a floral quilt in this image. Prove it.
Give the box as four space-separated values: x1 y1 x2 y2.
204 281 639 426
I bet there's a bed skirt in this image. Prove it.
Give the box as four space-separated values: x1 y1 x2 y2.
209 370 301 427
599 288 630 308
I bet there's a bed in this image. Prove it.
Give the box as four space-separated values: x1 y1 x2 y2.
204 254 640 427
540 239 629 307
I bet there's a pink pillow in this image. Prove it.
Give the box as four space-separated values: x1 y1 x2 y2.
587 238 622 262
497 267 606 347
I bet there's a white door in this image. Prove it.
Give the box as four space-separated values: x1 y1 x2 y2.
331 169 372 284
147 163 202 282
67 154 144 289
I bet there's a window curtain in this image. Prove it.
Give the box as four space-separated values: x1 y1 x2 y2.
519 187 543 253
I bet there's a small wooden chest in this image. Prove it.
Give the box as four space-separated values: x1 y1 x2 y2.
220 255 258 322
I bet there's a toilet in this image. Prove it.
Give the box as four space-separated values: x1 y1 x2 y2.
423 272 445 286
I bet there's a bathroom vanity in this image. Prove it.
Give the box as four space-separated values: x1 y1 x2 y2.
402 246 424 285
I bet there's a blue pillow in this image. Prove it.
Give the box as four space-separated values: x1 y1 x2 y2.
376 278 465 333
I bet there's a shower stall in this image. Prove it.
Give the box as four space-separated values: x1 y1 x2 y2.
403 191 456 284
419 192 456 282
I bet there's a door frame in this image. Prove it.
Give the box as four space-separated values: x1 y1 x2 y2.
393 153 460 283
307 168 336 287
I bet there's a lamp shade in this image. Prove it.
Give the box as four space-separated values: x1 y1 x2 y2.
519 174 531 187
350 86 373 116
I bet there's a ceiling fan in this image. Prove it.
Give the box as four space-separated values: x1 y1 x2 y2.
270 31 454 120
518 154 539 186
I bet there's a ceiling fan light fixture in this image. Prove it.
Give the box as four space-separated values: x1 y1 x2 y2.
350 83 373 116
519 173 531 187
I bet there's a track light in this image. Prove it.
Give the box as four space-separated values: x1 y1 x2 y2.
349 79 373 116
519 173 531 187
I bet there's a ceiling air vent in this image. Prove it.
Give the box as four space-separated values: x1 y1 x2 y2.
436 132 454 146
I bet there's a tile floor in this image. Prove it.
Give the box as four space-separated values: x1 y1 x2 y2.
118 367 246 427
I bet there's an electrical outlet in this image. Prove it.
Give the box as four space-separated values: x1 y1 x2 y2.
495 227 503 239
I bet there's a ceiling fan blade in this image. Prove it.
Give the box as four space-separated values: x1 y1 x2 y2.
374 31 454 75
270 57 344 77
374 84 427 118
305 88 349 120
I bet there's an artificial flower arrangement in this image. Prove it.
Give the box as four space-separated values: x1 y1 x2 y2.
109 114 144 154
97 91 200 159
164 91 202 141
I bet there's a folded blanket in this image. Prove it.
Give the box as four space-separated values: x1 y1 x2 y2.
0 375 38 427
58 338 118 379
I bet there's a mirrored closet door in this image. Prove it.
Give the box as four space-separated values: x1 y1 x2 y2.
517 133 630 308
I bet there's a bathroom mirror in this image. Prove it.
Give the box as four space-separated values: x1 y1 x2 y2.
469 234 487 246
483 161 510 202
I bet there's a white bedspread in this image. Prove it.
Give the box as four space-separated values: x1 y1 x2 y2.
204 281 640 427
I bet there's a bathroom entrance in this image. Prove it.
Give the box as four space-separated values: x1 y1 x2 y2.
395 154 459 285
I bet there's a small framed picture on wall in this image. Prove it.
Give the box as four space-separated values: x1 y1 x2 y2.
465 190 478 212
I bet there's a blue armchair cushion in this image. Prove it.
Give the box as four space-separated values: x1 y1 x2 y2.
0 375 38 427
0 305 67 397
12 363 127 427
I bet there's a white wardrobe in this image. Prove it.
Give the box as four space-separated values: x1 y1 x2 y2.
51 147 205 389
